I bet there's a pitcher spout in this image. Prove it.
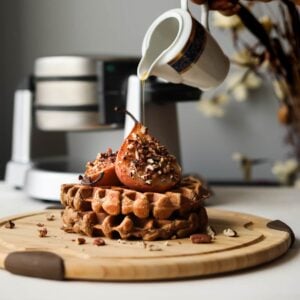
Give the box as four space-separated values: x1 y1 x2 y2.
138 48 182 83
137 50 156 81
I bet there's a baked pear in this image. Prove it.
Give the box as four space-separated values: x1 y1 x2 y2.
81 148 121 186
115 111 181 192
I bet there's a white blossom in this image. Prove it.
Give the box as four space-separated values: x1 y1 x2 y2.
260 58 271 71
260 16 273 33
232 84 248 101
272 79 288 101
271 159 299 184
212 12 243 30
215 94 229 105
232 49 259 65
227 71 262 102
244 72 262 89
232 152 243 161
197 98 226 117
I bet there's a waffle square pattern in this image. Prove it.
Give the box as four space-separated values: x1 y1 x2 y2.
61 176 209 241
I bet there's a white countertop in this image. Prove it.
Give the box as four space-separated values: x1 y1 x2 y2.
0 182 299 300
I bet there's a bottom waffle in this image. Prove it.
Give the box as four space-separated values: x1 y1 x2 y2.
61 206 208 241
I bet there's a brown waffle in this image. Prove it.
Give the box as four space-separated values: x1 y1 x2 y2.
60 176 210 220
61 205 208 241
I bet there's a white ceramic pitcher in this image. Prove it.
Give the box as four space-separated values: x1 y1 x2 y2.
137 0 230 90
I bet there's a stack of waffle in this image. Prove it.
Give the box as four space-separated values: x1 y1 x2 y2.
60 176 210 241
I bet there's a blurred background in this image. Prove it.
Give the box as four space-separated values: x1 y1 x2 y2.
0 0 288 183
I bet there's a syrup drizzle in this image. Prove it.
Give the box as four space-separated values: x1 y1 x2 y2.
140 71 149 125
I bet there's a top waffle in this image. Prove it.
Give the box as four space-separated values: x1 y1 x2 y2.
61 176 210 220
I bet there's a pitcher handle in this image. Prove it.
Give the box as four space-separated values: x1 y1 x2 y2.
180 0 210 31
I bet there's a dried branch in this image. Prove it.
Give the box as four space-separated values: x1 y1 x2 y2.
281 0 300 59
272 38 294 88
236 4 276 60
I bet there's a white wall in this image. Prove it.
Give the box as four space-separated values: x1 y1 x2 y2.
0 0 289 182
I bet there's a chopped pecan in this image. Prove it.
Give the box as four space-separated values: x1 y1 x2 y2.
38 227 48 237
46 214 55 221
4 220 15 229
190 233 212 244
93 238 106 246
76 237 86 245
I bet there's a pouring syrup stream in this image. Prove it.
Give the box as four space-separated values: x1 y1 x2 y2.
140 71 149 125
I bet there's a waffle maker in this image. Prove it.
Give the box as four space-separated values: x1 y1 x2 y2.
5 55 200 201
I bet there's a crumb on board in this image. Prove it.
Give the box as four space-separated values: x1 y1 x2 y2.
46 214 55 221
4 220 15 229
76 237 86 245
147 244 162 251
223 228 238 237
38 227 48 238
93 238 106 246
190 233 212 244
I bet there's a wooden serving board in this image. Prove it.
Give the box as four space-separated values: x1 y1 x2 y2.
0 208 294 281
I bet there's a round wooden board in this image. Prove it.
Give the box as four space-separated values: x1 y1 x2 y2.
0 208 293 281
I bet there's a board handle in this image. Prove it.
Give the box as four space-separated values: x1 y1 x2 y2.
267 220 295 248
4 251 65 280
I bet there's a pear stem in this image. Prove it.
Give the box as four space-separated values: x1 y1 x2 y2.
114 106 139 124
